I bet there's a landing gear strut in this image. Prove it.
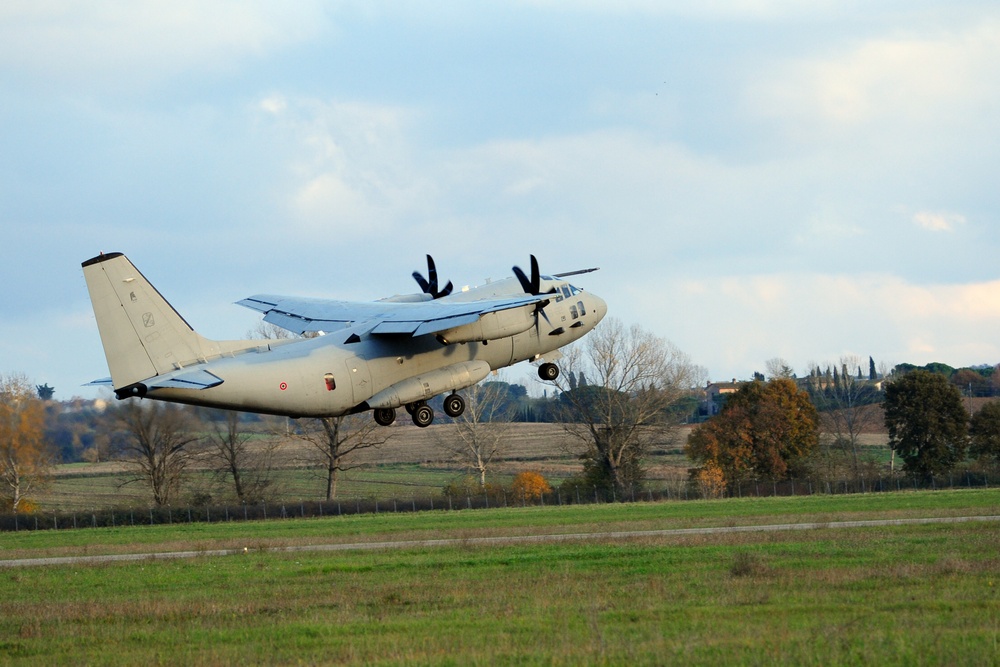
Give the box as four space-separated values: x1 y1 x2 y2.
538 363 560 381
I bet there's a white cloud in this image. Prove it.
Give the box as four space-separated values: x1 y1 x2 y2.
517 0 849 20
912 210 966 232
654 273 1000 380
0 2 328 90
744 18 1000 134
253 96 433 241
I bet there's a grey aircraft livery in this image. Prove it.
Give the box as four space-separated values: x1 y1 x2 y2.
82 253 606 427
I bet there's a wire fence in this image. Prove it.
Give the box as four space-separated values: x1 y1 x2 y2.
1 470 997 533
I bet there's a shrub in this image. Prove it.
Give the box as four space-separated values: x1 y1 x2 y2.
511 471 551 502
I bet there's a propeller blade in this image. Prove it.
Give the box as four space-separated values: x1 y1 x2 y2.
513 254 541 295
413 255 453 299
412 270 430 294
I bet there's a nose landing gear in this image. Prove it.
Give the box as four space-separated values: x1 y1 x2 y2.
538 363 560 381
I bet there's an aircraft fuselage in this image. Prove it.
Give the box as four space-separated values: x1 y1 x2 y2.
146 300 597 417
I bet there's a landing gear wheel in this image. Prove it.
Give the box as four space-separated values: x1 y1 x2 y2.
412 404 434 428
538 363 560 381
443 393 465 418
373 407 396 426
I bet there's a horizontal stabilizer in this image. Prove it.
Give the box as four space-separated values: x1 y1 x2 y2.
87 368 223 394
147 369 223 390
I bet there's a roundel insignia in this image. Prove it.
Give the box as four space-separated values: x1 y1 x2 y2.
279 382 288 391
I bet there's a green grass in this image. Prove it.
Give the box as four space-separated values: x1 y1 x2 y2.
1 490 998 664
40 464 488 512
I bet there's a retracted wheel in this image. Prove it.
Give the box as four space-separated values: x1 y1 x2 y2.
538 363 560 381
443 393 465 418
373 407 396 426
412 404 434 428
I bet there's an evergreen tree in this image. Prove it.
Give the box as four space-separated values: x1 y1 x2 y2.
883 370 968 479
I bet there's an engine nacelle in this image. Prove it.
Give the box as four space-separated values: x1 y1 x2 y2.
436 306 534 345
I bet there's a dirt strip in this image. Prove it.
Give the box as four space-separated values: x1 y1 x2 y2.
3 515 998 568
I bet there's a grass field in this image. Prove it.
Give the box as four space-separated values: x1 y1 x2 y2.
37 422 897 513
2 489 998 664
36 423 657 511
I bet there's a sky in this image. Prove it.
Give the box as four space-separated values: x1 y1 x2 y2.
2 1 999 400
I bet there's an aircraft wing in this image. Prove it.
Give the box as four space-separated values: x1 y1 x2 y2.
236 293 549 338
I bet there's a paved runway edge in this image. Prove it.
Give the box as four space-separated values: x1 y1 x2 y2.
3 515 998 568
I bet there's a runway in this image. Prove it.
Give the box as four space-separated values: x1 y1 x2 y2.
3 514 997 568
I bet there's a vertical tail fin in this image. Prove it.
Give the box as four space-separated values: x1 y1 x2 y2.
82 252 245 390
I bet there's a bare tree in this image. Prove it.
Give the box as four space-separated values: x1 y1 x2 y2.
552 318 704 497
0 373 52 511
765 357 796 379
293 415 391 500
203 410 279 503
440 380 515 487
247 320 295 340
116 401 198 506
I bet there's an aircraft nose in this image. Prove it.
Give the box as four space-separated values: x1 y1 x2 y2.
589 293 607 324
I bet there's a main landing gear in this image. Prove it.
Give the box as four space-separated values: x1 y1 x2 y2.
377 391 468 428
373 407 396 426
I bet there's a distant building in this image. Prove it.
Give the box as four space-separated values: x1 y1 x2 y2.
699 380 744 418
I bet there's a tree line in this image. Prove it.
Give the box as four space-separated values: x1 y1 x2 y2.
4 323 1000 512
688 368 1000 497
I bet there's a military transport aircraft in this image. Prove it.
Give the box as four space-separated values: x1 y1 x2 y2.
82 253 606 427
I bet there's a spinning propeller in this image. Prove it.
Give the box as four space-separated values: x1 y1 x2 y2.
513 255 560 335
412 255 453 299
513 255 546 296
